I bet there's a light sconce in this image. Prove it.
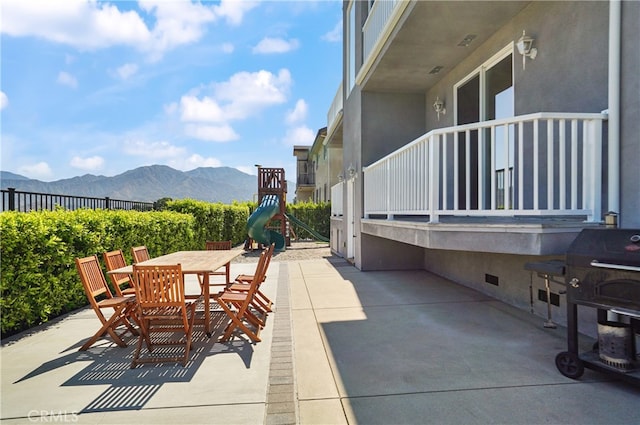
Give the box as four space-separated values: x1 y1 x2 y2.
516 30 537 70
433 96 446 121
347 163 356 178
337 172 344 182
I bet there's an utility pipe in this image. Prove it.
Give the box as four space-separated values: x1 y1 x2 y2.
608 0 621 218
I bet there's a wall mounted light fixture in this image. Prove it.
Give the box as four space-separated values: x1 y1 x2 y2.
337 172 344 182
347 163 356 178
516 30 537 70
433 96 446 121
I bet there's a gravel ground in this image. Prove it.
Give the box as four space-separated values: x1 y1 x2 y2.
232 240 334 263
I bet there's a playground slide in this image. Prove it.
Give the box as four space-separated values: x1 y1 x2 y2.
247 194 286 251
285 213 329 243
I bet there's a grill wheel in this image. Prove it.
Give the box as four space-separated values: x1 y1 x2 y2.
555 351 585 379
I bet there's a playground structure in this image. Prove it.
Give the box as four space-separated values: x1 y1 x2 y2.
246 167 331 251
246 167 289 251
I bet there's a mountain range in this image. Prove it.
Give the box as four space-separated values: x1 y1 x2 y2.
0 165 262 204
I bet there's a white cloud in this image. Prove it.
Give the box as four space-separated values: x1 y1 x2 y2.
164 102 178 115
213 69 291 120
57 71 78 88
0 91 8 110
0 0 259 60
180 95 226 123
221 42 234 53
123 139 186 159
18 162 53 179
1 0 151 50
252 37 300 54
169 154 222 171
286 99 308 125
322 19 342 42
70 155 104 171
235 165 256 175
283 126 315 146
184 124 239 142
138 0 217 61
212 0 260 26
116 63 138 80
175 68 292 141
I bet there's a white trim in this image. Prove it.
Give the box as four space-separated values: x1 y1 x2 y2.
356 0 411 86
453 43 514 125
608 0 621 215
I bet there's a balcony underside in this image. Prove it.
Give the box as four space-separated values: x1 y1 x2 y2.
362 0 531 92
361 216 599 256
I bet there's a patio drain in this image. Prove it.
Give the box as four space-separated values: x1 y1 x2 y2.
265 262 298 425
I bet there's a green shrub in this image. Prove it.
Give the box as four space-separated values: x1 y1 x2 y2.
0 209 195 336
287 201 331 239
165 199 250 246
0 199 327 337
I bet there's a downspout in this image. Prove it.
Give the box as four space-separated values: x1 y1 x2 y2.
608 0 621 218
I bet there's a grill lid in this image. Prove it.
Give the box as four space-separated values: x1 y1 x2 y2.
566 228 640 268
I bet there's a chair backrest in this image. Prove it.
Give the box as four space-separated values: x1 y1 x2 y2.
205 240 232 251
237 251 269 312
75 255 114 308
262 243 275 277
131 246 150 264
132 264 185 308
103 250 131 297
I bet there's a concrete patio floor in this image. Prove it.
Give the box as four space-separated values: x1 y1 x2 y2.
2 257 639 424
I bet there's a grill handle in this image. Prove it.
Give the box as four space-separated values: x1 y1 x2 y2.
589 260 640 273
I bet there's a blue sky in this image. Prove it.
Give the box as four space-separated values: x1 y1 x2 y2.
0 0 342 182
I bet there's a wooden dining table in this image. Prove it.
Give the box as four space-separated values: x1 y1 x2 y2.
107 250 242 336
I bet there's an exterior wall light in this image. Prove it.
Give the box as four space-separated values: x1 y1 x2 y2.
516 30 537 70
337 172 344 182
347 164 356 178
433 96 446 121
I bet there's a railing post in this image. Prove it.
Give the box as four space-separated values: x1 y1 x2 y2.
8 188 16 211
429 135 440 223
105 197 111 210
585 118 603 222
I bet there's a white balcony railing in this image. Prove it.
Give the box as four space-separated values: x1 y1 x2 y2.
362 0 402 62
364 112 607 223
331 182 344 216
327 82 343 137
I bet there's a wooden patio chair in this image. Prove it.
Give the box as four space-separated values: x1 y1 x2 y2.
205 240 232 251
216 250 269 343
103 250 136 297
130 264 199 368
131 246 150 264
75 255 138 351
227 243 274 314
200 240 232 290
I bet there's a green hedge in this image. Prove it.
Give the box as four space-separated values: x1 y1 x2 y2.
165 199 250 246
0 204 250 337
287 201 331 240
0 200 326 337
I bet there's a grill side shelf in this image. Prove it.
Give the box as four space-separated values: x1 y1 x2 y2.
590 260 640 273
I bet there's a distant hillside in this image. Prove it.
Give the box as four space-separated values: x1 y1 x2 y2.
0 165 259 204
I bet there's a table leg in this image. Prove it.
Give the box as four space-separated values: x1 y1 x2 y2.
225 262 230 287
203 273 211 337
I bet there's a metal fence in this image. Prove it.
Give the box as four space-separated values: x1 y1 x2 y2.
1 188 155 212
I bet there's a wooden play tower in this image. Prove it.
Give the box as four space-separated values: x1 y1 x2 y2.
257 167 290 247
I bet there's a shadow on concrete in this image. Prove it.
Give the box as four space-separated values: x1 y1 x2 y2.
316 263 640 424
13 311 259 413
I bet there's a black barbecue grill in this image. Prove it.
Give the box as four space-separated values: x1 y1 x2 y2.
555 228 640 384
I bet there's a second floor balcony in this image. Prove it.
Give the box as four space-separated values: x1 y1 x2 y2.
296 172 315 186
362 112 607 224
